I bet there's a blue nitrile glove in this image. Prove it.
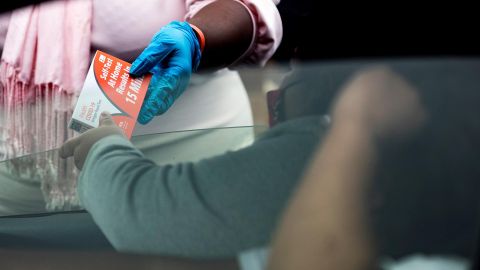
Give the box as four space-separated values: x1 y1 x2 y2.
130 21 202 125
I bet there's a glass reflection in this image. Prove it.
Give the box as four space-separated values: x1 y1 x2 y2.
0 126 264 217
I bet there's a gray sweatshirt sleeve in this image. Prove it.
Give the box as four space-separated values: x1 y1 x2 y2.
78 118 324 258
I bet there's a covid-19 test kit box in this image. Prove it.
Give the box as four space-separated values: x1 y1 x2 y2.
69 50 151 138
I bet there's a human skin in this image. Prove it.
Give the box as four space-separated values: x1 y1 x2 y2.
268 68 426 270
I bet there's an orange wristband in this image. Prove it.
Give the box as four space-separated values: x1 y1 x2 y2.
188 23 205 53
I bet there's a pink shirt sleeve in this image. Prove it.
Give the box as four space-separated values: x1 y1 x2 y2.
185 0 282 66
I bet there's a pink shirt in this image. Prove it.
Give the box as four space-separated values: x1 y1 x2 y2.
91 0 282 65
1 0 282 65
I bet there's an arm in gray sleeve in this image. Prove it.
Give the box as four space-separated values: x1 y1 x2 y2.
78 117 324 258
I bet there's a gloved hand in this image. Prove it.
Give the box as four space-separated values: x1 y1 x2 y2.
130 21 202 124
60 112 125 170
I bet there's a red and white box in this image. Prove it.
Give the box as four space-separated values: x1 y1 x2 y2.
69 50 151 138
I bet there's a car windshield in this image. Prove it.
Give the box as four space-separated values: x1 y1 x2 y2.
0 1 479 269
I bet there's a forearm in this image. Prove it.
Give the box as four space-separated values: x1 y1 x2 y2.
79 135 259 257
187 0 253 69
269 122 377 270
78 136 218 256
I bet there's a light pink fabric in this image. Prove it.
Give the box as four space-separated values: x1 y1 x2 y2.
91 0 186 61
0 0 92 168
91 0 282 64
0 0 92 210
1 1 92 95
